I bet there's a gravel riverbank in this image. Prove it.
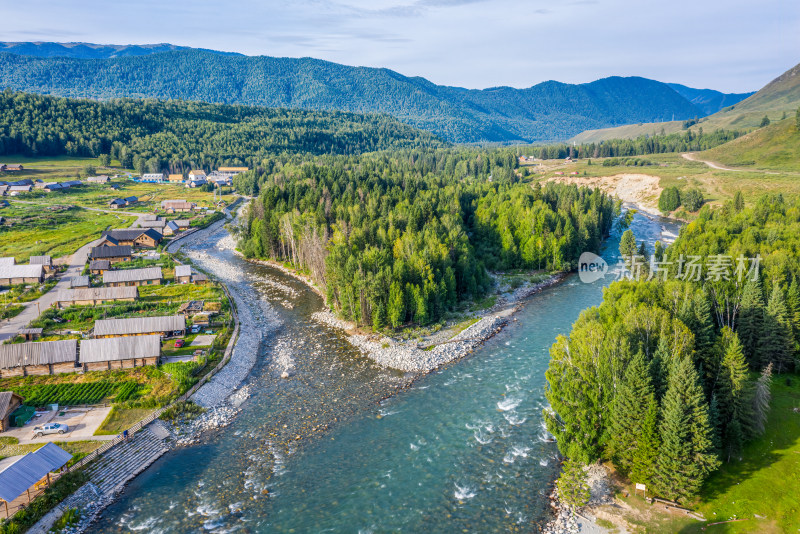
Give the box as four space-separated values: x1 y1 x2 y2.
311 273 568 373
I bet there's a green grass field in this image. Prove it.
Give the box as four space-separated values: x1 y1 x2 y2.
0 203 135 260
700 119 800 172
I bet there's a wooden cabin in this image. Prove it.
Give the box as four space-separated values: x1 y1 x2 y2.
0 264 44 286
54 287 138 308
103 267 162 287
0 340 78 378
93 315 185 338
90 245 132 264
79 335 161 371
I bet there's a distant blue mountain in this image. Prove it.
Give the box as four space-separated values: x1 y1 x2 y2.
0 42 740 142
667 83 755 116
0 41 240 59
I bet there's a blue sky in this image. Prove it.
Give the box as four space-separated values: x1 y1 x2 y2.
4 0 799 92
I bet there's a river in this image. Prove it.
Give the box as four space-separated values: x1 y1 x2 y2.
93 209 679 533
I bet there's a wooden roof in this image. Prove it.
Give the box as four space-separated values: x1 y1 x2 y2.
93 315 185 336
29 256 51 265
79 334 160 363
0 391 23 420
175 265 191 278
103 267 162 285
0 264 43 279
56 286 138 303
90 245 132 259
89 260 111 270
69 275 90 288
0 340 77 369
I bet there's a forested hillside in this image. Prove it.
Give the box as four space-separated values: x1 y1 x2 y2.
0 42 222 59
546 193 800 503
0 91 441 171
0 49 703 143
237 150 616 328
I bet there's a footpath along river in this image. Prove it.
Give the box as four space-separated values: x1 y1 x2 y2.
93 209 679 533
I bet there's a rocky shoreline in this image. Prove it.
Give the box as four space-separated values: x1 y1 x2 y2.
310 272 568 373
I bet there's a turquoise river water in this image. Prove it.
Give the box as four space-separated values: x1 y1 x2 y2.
93 210 678 533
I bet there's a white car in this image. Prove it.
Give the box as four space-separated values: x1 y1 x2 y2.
32 423 69 437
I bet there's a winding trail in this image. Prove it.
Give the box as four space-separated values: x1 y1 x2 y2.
681 152 746 171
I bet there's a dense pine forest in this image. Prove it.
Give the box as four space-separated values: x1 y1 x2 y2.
545 193 800 503
236 149 616 328
0 90 442 170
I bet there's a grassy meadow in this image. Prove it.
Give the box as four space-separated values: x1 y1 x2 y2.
0 203 135 260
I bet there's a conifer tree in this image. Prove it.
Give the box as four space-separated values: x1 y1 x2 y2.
733 191 745 212
786 277 800 346
619 229 637 260
737 279 765 366
653 356 720 502
650 336 670 401
751 363 773 436
714 327 754 461
609 352 660 485
693 291 717 388
760 284 795 372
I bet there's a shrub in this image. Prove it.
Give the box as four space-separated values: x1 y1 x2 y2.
682 187 705 212
160 400 205 422
658 186 681 213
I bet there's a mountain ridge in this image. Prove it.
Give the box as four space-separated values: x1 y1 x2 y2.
0 44 716 143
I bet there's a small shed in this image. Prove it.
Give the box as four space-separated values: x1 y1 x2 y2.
175 265 192 284
70 275 89 289
192 273 209 285
0 391 23 431
89 260 111 274
0 443 72 515
79 335 161 371
17 328 42 341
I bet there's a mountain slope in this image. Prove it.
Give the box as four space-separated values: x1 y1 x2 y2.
0 49 702 143
698 118 800 172
573 62 800 143
667 83 754 116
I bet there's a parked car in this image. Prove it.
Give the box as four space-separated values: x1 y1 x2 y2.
205 330 214 335
32 423 69 437
190 325 201 334
174 339 185 348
